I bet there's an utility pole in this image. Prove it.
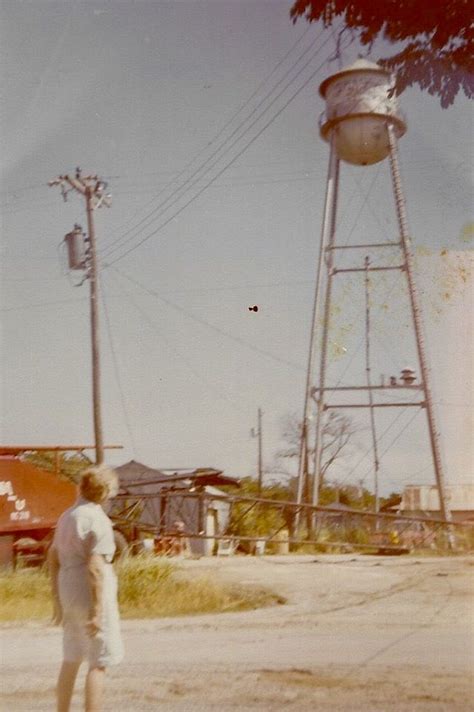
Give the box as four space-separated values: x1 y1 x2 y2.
49 169 111 465
257 407 263 495
251 409 263 495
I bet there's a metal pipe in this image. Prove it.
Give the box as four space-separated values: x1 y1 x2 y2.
111 489 472 528
311 384 423 392
324 402 424 409
311 148 341 518
329 242 401 250
295 133 339 531
333 265 403 274
364 256 380 517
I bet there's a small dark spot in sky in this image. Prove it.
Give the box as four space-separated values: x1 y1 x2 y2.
248 305 259 312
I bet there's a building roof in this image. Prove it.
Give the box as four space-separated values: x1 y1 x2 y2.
115 460 239 493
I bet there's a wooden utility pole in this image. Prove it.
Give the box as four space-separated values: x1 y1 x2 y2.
257 407 263 495
49 169 111 465
251 409 264 495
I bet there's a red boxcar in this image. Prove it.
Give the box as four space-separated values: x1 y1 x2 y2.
0 458 76 566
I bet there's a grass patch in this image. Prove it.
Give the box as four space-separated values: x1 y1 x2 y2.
117 555 283 618
0 567 52 621
0 556 283 622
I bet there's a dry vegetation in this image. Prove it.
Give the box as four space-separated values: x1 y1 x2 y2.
0 555 282 622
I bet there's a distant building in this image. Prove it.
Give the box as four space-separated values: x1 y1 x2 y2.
112 460 239 556
400 484 474 522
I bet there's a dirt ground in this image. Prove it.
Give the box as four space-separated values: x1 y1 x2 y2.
1 554 473 711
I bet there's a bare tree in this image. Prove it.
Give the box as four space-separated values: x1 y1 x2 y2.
276 411 361 491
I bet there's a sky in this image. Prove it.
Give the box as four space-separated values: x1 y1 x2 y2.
1 1 472 497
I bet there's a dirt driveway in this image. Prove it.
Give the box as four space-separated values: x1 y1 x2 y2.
1 554 473 710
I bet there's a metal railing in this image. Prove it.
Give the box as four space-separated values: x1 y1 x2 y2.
111 490 474 555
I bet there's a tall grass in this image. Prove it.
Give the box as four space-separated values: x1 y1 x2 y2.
0 567 51 621
0 556 282 622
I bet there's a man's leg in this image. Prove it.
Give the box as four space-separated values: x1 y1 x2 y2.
85 666 106 712
57 660 81 712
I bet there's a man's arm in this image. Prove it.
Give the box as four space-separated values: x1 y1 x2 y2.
86 553 105 637
47 545 62 625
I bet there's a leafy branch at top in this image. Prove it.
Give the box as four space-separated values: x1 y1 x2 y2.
291 1 473 107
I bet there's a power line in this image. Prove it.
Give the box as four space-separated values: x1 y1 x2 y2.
104 36 334 266
106 270 248 414
0 296 88 312
339 164 383 248
100 279 138 456
1 155 464 200
357 407 423 486
99 28 325 260
337 407 409 487
1 277 317 313
112 267 304 372
109 171 324 195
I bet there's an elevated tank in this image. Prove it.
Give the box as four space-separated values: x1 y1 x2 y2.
319 59 406 166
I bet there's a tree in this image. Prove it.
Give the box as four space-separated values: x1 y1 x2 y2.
23 450 91 483
226 477 291 552
276 410 360 492
290 1 473 107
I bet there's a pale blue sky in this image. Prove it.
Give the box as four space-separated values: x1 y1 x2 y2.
1 1 472 494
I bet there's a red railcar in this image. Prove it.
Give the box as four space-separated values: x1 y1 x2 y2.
0 456 76 566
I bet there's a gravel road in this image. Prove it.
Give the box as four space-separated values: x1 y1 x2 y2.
1 554 473 711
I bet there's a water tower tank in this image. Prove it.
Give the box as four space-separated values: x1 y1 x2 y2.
319 59 406 166
64 224 86 270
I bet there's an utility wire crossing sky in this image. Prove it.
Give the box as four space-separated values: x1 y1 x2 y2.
1 2 472 494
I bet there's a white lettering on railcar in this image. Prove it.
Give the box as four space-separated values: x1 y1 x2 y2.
0 481 14 497
10 510 31 521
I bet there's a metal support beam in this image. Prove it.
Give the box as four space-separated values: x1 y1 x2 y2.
325 402 424 409
311 146 340 522
328 242 401 250
365 256 380 517
295 133 339 532
387 123 452 524
311 384 423 393
333 265 403 274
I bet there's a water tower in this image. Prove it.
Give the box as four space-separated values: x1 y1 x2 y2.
296 59 451 526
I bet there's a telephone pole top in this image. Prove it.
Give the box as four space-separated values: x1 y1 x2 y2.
49 169 111 465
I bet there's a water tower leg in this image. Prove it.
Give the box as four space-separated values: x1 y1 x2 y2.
310 140 340 531
295 134 339 533
386 123 453 544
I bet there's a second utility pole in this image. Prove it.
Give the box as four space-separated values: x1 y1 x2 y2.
257 407 263 495
49 169 111 465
